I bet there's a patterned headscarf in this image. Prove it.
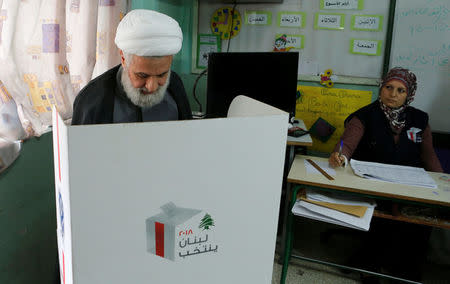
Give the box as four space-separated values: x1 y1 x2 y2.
378 67 417 133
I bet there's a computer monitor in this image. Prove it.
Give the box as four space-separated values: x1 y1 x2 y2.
206 52 299 118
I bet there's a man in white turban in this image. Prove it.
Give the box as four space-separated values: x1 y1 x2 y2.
71 9 192 125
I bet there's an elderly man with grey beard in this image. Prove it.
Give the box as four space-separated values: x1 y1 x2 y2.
71 9 192 125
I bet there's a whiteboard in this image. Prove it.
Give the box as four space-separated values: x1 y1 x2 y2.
197 0 390 79
390 0 450 133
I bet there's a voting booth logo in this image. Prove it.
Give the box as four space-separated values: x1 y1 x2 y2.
406 127 423 143
146 202 219 261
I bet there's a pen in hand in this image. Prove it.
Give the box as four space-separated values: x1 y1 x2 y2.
338 140 344 167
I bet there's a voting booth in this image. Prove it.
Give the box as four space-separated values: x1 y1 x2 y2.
52 96 288 284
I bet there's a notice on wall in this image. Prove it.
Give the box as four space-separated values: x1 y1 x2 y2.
296 86 372 153
350 39 382 56
278 12 306 28
315 13 345 30
245 11 272 26
197 34 221 69
351 15 383 31
320 0 364 10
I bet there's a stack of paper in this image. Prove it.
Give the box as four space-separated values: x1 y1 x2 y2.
350 159 437 189
291 189 376 231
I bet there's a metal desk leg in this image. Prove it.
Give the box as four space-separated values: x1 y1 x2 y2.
279 146 296 262
280 185 300 284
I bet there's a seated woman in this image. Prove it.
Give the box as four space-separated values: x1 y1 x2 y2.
328 67 443 282
329 67 443 172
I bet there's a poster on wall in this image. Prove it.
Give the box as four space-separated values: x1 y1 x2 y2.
295 86 372 153
197 34 221 69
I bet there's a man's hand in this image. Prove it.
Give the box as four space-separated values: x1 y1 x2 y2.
329 152 346 168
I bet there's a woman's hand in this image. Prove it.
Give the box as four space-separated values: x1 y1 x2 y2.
329 152 345 168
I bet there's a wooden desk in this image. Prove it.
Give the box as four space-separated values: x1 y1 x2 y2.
287 119 313 147
280 155 450 284
288 155 450 208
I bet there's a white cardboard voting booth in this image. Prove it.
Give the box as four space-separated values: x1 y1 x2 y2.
52 96 288 284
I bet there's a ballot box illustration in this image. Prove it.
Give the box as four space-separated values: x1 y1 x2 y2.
52 96 288 284
146 202 218 261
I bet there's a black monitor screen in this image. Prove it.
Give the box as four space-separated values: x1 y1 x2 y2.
206 52 299 118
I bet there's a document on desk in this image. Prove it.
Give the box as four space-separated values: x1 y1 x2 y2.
306 189 374 209
293 201 375 231
292 189 376 231
350 159 437 189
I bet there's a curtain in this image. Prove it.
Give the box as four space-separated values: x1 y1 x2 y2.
0 0 128 172
0 0 128 138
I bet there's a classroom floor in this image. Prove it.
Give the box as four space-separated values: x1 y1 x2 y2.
271 251 360 284
272 218 450 284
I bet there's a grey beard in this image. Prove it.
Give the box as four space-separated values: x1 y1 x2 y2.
121 68 170 108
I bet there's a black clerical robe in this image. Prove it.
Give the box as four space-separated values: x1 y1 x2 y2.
71 65 192 125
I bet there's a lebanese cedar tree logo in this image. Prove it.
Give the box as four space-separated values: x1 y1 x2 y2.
199 213 215 230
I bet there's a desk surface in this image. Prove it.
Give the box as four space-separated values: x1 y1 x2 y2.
288 155 450 207
287 119 313 147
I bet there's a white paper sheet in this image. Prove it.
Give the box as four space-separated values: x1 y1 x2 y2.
350 159 437 189
292 201 375 231
292 189 376 231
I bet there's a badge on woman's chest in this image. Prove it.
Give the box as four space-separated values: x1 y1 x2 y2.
406 127 423 143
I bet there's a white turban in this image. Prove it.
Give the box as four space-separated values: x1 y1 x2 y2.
115 9 183 57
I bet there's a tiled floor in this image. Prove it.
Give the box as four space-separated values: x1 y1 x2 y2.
272 218 450 284
272 251 361 284
272 252 450 284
